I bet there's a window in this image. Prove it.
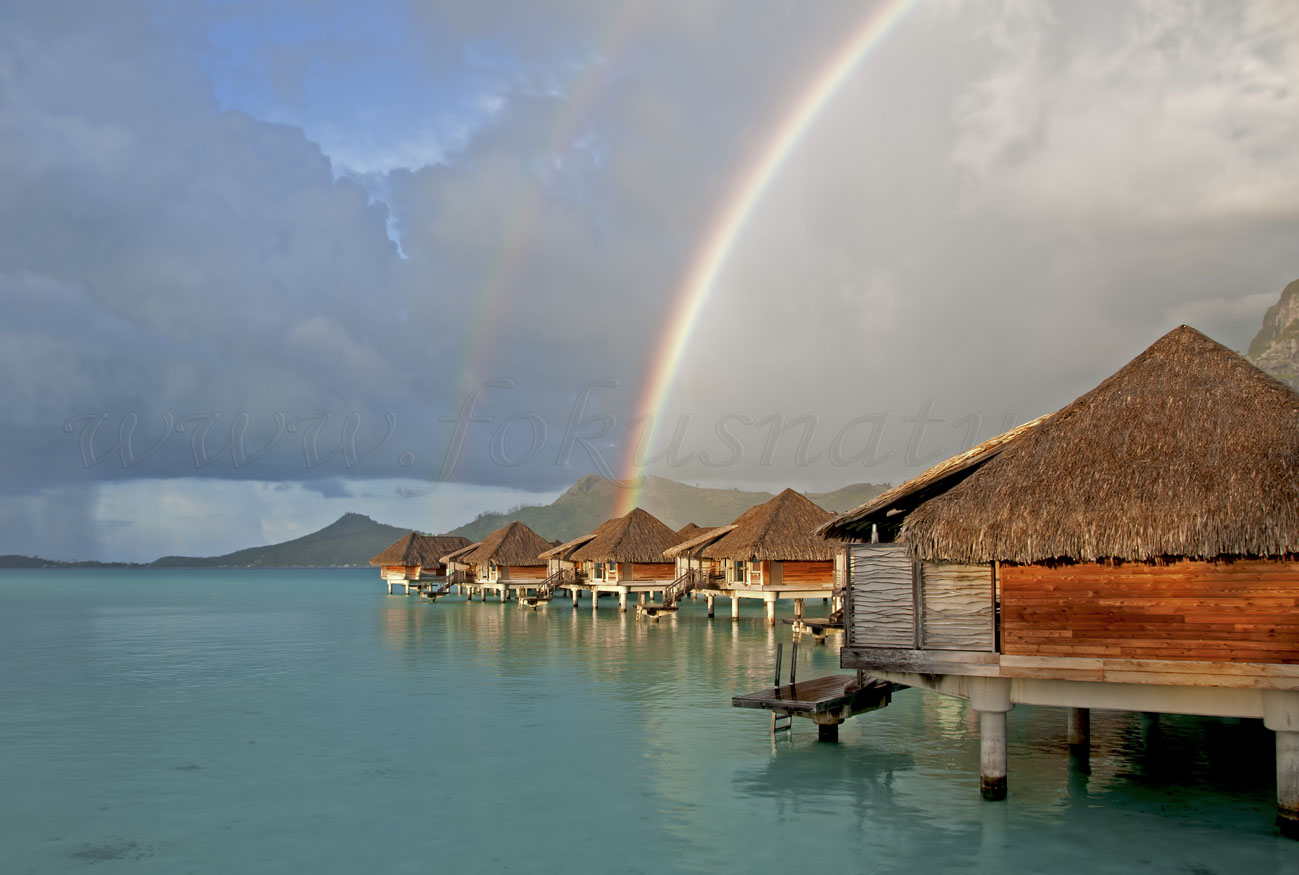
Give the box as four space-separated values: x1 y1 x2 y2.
733 560 745 584
591 561 605 581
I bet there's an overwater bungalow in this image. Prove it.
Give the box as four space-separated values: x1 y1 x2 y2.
458 521 552 601
688 488 838 624
564 508 683 611
818 326 1299 836
441 541 480 594
538 532 597 605
663 525 733 615
370 532 472 595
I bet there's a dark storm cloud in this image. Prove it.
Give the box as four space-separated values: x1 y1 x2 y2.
2 0 1298 559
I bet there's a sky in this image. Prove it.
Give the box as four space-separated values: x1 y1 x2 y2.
2 0 1298 561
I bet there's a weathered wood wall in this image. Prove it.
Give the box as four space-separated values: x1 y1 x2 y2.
780 560 834 584
920 562 994 651
1001 560 1299 663
849 544 915 648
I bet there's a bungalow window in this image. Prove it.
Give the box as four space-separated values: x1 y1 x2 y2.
732 560 746 584
477 563 489 582
591 561 605 581
488 561 499 582
749 561 763 585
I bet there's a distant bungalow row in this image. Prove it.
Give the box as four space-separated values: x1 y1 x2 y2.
372 486 845 626
373 326 1299 838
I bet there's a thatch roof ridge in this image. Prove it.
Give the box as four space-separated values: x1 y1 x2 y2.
903 325 1299 564
663 525 737 559
462 521 550 566
675 523 707 540
441 541 480 563
370 532 472 567
539 532 597 560
570 507 683 563
700 488 835 561
816 414 1051 541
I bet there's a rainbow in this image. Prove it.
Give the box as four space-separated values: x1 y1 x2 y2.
453 2 651 402
613 0 917 516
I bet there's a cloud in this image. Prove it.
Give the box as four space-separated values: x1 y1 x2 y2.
2 0 1299 558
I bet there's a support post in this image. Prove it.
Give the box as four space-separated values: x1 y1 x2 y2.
571 587 579 608
1067 708 1090 748
794 599 804 620
1264 691 1299 839
765 597 775 626
979 710 1008 801
818 723 840 743
707 595 715 618
970 678 1012 802
732 596 741 621
619 590 628 612
639 592 647 607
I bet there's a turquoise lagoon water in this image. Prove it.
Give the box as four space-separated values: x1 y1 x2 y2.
2 568 1297 874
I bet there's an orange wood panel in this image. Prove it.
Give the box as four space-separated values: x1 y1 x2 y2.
1001 560 1299 664
780 560 834 584
630 563 674 580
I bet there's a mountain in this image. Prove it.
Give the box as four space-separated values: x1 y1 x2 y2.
151 512 412 568
5 477 890 569
1248 278 1299 389
446 475 888 542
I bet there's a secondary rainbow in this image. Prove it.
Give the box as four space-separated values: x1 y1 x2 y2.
613 0 916 515
450 2 653 402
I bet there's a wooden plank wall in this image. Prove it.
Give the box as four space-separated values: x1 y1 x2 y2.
920 562 995 651
630 563 674 580
780 560 834 584
849 544 915 648
502 565 547 580
1001 560 1299 663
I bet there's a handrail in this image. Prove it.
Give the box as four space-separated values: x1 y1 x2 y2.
534 568 572 601
662 568 699 608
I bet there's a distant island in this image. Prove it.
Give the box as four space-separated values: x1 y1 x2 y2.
3 475 887 570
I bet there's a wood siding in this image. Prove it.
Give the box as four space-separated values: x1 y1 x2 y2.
781 560 834 585
848 544 915 648
1001 560 1299 664
920 562 995 651
630 563 674 580
502 565 547 580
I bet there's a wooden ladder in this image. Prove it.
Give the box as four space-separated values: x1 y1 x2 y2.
770 641 798 735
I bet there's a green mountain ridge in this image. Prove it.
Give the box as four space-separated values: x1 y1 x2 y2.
151 512 413 568
446 474 887 542
2 476 888 569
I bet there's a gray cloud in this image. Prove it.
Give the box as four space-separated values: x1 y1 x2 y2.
1 0 1297 558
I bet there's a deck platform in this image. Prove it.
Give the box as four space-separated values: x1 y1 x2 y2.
635 603 679 621
732 674 897 740
781 617 842 643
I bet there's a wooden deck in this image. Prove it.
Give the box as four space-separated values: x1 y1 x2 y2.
732 674 896 740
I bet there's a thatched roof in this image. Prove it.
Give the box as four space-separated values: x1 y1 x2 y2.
538 532 596 561
700 488 836 561
570 508 682 563
441 541 480 564
461 521 550 566
370 532 472 567
663 525 736 559
902 326 1299 564
816 414 1051 542
675 523 707 541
